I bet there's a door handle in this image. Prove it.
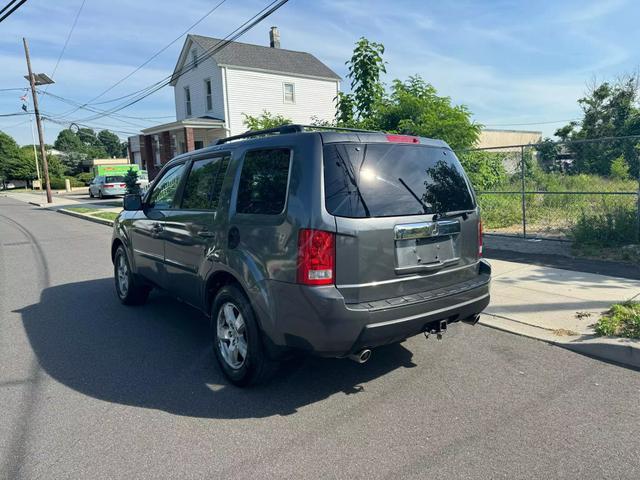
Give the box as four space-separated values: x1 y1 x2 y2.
151 223 163 233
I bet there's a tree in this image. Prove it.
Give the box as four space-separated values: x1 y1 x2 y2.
0 131 30 186
335 39 481 152
370 76 481 151
344 37 386 121
536 137 562 172
242 110 292 130
98 130 123 158
555 76 640 176
54 129 83 153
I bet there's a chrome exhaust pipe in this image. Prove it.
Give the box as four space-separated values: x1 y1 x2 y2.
348 349 372 364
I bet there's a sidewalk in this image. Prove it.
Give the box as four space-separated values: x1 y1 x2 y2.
481 259 640 368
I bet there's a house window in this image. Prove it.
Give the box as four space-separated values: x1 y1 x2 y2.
153 135 161 166
283 82 295 103
184 86 192 116
191 49 198 68
205 79 213 111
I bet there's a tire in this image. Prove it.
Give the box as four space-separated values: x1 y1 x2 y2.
114 245 150 305
211 285 277 387
89 189 94 198
98 190 104 199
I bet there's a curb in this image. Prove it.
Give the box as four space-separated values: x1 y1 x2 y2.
57 208 114 227
480 313 640 370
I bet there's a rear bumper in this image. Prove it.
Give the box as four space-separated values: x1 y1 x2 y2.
264 260 491 357
102 188 126 196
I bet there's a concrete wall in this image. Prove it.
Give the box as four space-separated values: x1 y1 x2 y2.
477 129 542 151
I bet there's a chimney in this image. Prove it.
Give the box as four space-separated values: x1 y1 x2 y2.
269 26 280 48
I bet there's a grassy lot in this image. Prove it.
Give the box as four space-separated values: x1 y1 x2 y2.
477 173 638 261
595 302 640 339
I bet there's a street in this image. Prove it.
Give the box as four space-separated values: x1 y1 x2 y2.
1 196 640 479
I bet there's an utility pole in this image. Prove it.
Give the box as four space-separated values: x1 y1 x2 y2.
23 37 52 203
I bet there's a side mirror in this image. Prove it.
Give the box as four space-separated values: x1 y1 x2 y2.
123 194 143 211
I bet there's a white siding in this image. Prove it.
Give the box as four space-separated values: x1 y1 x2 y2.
173 53 225 121
224 67 339 135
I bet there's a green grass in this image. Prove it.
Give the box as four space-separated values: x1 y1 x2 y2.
91 211 119 221
595 302 640 339
65 206 98 214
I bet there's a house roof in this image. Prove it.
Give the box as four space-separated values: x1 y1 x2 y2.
171 35 340 84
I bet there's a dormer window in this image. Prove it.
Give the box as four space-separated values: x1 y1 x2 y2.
184 86 192 116
191 49 198 68
205 79 213 111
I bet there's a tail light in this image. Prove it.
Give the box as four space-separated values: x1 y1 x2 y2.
104 184 114 188
478 220 483 257
386 134 420 144
297 229 335 285
119 183 126 187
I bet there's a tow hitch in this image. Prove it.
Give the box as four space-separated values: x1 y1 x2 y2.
423 320 448 340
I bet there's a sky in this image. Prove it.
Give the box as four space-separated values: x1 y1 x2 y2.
1 0 639 145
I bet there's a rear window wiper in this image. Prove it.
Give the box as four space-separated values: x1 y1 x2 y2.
433 209 476 221
398 177 429 214
336 149 371 217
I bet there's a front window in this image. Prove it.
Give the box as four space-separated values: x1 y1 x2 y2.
283 82 295 103
323 143 475 218
236 149 290 215
147 163 186 209
205 79 213 111
184 86 192 116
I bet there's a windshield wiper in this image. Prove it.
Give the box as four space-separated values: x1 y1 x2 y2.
398 177 429 214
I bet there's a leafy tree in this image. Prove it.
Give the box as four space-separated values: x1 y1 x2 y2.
124 167 140 195
370 76 481 151
344 37 386 121
242 110 292 130
0 131 29 186
54 129 84 153
555 76 640 176
98 130 123 158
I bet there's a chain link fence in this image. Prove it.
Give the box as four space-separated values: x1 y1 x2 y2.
462 136 640 245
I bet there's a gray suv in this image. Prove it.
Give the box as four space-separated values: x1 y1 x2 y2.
111 126 491 386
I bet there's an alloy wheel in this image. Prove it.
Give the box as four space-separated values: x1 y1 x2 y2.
217 302 248 370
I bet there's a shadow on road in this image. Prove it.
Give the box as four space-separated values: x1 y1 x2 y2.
17 278 416 418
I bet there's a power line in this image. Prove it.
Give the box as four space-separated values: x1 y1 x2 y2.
77 0 289 123
0 0 27 23
82 0 227 108
48 0 86 82
0 0 19 16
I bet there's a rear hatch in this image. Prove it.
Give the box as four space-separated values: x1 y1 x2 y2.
323 140 481 305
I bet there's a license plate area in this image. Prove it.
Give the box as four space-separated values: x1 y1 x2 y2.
394 221 461 274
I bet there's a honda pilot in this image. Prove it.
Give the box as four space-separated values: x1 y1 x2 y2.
111 125 491 386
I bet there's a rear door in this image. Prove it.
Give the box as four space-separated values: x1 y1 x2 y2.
323 141 481 305
163 152 231 307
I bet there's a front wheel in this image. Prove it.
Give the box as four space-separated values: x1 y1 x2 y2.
114 245 150 305
211 285 277 386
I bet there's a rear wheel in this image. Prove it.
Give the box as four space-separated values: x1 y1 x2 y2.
114 245 150 305
211 285 276 386
89 189 94 198
98 190 104 199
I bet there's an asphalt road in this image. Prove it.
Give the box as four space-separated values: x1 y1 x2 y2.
1 196 639 479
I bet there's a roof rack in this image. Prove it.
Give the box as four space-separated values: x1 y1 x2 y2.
213 124 381 145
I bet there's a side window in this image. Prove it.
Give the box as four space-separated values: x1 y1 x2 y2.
147 163 186 210
236 149 290 215
181 155 231 210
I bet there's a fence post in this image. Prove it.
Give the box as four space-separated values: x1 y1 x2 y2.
521 145 527 238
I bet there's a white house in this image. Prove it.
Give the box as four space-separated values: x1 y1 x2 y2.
129 28 340 177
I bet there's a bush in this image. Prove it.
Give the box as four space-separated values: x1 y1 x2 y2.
123 168 140 195
48 176 84 189
610 156 630 180
75 172 94 185
595 302 640 338
457 150 507 190
571 201 638 247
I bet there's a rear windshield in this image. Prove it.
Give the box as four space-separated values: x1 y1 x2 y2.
105 176 124 183
323 143 474 218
